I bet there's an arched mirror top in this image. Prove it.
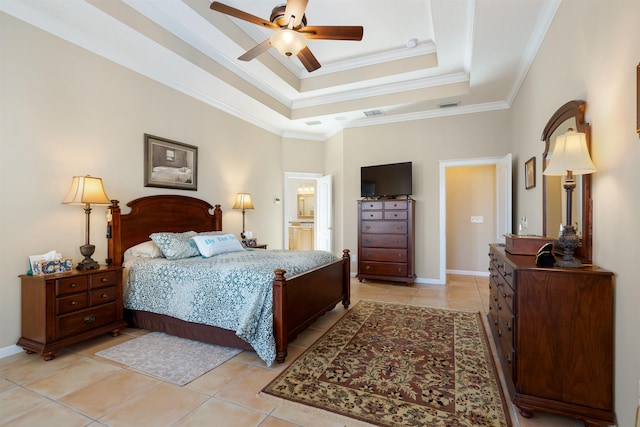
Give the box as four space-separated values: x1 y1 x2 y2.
541 100 592 263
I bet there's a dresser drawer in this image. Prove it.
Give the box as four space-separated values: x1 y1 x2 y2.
361 201 383 210
360 262 408 277
361 234 407 248
383 200 408 210
497 274 516 313
360 248 407 262
384 210 407 220
91 270 119 289
56 276 88 297
361 211 383 220
496 291 515 346
90 286 116 306
496 315 515 381
56 303 117 339
56 293 89 315
362 221 407 234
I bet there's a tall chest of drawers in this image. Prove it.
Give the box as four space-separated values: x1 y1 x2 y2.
18 266 127 360
357 198 415 285
487 244 614 426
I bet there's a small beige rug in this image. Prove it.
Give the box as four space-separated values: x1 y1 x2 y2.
96 332 242 386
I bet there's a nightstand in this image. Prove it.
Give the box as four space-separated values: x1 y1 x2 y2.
17 266 127 360
254 244 268 249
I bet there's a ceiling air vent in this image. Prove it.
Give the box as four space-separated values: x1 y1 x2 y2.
305 120 322 126
363 109 384 118
438 101 460 108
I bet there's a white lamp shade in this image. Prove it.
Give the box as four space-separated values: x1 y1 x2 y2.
62 175 111 205
233 193 254 210
543 129 597 176
270 29 307 57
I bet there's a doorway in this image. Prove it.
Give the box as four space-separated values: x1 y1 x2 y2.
438 155 512 283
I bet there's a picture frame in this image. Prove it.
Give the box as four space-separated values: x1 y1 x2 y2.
144 134 198 191
525 156 536 190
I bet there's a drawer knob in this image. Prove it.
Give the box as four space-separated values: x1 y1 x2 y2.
396 226 403 230
397 268 402 272
365 265 371 270
504 271 512 277
369 214 374 217
397 254 402 258
70 301 78 306
70 283 77 288
84 315 96 324
365 226 371 230
101 293 108 299
100 277 108 282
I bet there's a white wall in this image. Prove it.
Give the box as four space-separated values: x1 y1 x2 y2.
509 2 640 425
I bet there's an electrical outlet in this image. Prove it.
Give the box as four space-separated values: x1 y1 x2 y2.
470 216 484 223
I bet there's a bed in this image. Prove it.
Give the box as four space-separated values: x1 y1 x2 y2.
106 195 350 365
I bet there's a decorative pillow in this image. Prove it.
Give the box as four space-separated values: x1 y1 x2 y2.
123 240 163 263
150 231 198 260
191 233 245 258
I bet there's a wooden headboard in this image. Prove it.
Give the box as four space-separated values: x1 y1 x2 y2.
107 195 223 267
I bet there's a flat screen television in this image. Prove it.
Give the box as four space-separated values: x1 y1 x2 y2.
361 162 412 198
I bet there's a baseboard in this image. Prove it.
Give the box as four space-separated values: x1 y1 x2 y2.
447 269 490 277
0 344 23 359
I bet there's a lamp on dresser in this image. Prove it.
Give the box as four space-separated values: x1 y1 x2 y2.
62 175 111 270
543 128 597 268
233 192 254 239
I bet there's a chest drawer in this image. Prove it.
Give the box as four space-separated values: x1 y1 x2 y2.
56 303 117 339
383 200 408 210
361 210 382 220
56 276 88 296
91 270 119 289
362 221 407 234
360 261 408 277
361 201 383 210
360 248 407 262
361 234 407 248
384 211 407 220
90 286 116 306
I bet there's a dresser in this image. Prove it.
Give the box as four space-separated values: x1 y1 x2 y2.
357 198 415 284
487 244 614 426
17 266 127 360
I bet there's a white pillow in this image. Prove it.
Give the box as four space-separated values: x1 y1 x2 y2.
123 240 163 263
191 234 245 258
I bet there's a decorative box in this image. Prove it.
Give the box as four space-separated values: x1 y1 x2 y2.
504 234 555 255
32 259 73 276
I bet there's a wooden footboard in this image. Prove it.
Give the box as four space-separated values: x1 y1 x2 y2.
272 249 351 363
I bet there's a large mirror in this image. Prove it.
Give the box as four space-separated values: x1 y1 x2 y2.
297 193 315 219
541 100 592 263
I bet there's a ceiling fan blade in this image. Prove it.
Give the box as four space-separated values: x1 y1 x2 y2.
300 26 364 41
238 39 272 61
297 46 321 72
210 2 278 30
284 0 308 28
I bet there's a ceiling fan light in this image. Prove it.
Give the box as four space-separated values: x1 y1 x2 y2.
270 29 306 57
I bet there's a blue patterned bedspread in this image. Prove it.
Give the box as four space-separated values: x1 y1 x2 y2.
124 249 339 366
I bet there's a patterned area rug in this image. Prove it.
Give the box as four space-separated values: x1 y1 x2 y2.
96 332 241 386
262 301 511 426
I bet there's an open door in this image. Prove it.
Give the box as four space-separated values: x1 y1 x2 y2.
315 175 332 252
495 153 513 243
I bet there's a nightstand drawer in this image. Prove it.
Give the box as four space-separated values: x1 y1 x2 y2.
91 271 119 289
57 294 89 315
56 276 88 296
56 303 117 339
90 286 116 306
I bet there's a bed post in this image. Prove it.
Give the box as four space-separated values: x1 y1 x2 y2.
272 268 288 363
107 200 121 267
213 204 223 231
342 249 351 309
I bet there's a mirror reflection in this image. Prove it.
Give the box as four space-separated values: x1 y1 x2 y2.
298 193 315 218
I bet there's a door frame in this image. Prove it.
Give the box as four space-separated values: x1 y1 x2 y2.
438 155 512 284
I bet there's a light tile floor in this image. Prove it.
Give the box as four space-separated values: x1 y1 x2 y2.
0 276 583 426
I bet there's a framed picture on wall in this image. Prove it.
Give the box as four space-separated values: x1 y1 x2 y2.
144 134 198 190
525 156 536 190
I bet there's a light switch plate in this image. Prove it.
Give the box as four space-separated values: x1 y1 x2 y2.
470 216 484 223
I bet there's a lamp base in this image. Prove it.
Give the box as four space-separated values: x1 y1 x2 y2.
77 244 100 270
554 225 584 268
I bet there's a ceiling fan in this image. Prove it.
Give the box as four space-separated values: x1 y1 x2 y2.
210 0 364 72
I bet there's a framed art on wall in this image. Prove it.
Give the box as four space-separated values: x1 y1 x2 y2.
525 156 536 190
144 134 198 190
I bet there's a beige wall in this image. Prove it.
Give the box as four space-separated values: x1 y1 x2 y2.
342 111 510 281
446 165 496 272
509 2 640 425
